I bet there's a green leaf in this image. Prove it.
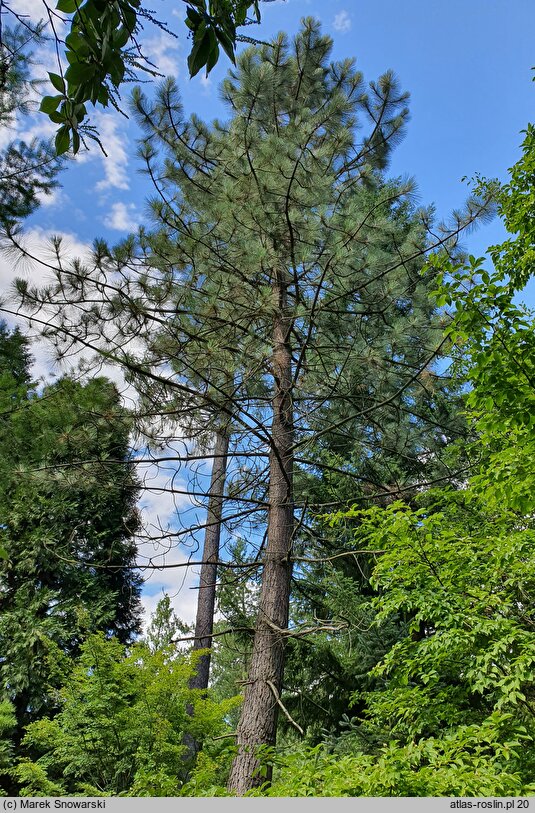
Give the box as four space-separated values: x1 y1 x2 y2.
188 29 212 78
48 72 66 93
72 129 81 154
109 53 126 86
65 32 91 59
0 546 7 560
56 0 78 11
215 27 236 63
123 8 137 32
186 6 203 25
39 95 63 115
204 28 219 73
65 60 97 85
113 27 131 49
55 126 71 156
206 46 219 73
49 111 66 124
97 87 109 106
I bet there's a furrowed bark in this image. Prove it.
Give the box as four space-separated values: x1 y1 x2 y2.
227 278 294 795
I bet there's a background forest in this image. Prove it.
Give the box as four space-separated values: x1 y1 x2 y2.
0 0 535 798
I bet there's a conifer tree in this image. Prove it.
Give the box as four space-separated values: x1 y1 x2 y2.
0 24 62 229
13 19 492 793
0 323 142 747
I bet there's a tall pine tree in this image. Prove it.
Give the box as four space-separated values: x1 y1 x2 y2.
13 19 492 792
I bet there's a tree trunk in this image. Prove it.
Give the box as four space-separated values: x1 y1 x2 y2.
227 279 294 795
183 429 230 765
189 429 230 691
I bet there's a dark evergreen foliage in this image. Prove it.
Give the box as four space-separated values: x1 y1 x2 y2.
0 26 62 228
0 324 142 745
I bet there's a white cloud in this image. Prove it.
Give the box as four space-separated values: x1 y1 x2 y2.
94 112 130 191
0 37 58 149
141 580 198 633
0 219 202 630
0 219 209 632
18 116 58 145
333 10 352 33
137 459 191 531
9 0 45 19
0 225 91 295
143 32 181 79
0 226 143 392
0 226 95 381
35 187 67 209
0 115 19 150
107 201 140 232
135 454 201 627
199 72 212 93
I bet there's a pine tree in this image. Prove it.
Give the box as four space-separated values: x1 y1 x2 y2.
14 19 492 793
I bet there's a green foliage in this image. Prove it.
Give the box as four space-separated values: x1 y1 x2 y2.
32 0 264 153
246 108 535 800
13 18 497 796
40 0 142 154
12 761 67 797
145 595 190 653
300 489 535 795
280 569 406 743
13 633 239 796
186 0 260 77
209 541 258 723
254 723 529 796
0 25 62 225
0 324 142 744
248 484 535 796
0 700 16 795
421 132 535 616
264 114 535 799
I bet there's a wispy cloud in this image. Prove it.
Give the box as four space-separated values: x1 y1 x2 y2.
0 225 91 296
36 187 67 209
9 0 46 19
143 32 181 79
0 226 94 381
108 201 140 232
333 10 352 33
94 112 130 191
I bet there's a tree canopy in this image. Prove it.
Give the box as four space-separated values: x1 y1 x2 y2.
11 18 494 794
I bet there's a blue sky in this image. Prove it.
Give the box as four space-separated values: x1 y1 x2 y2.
3 0 535 625
27 0 535 259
